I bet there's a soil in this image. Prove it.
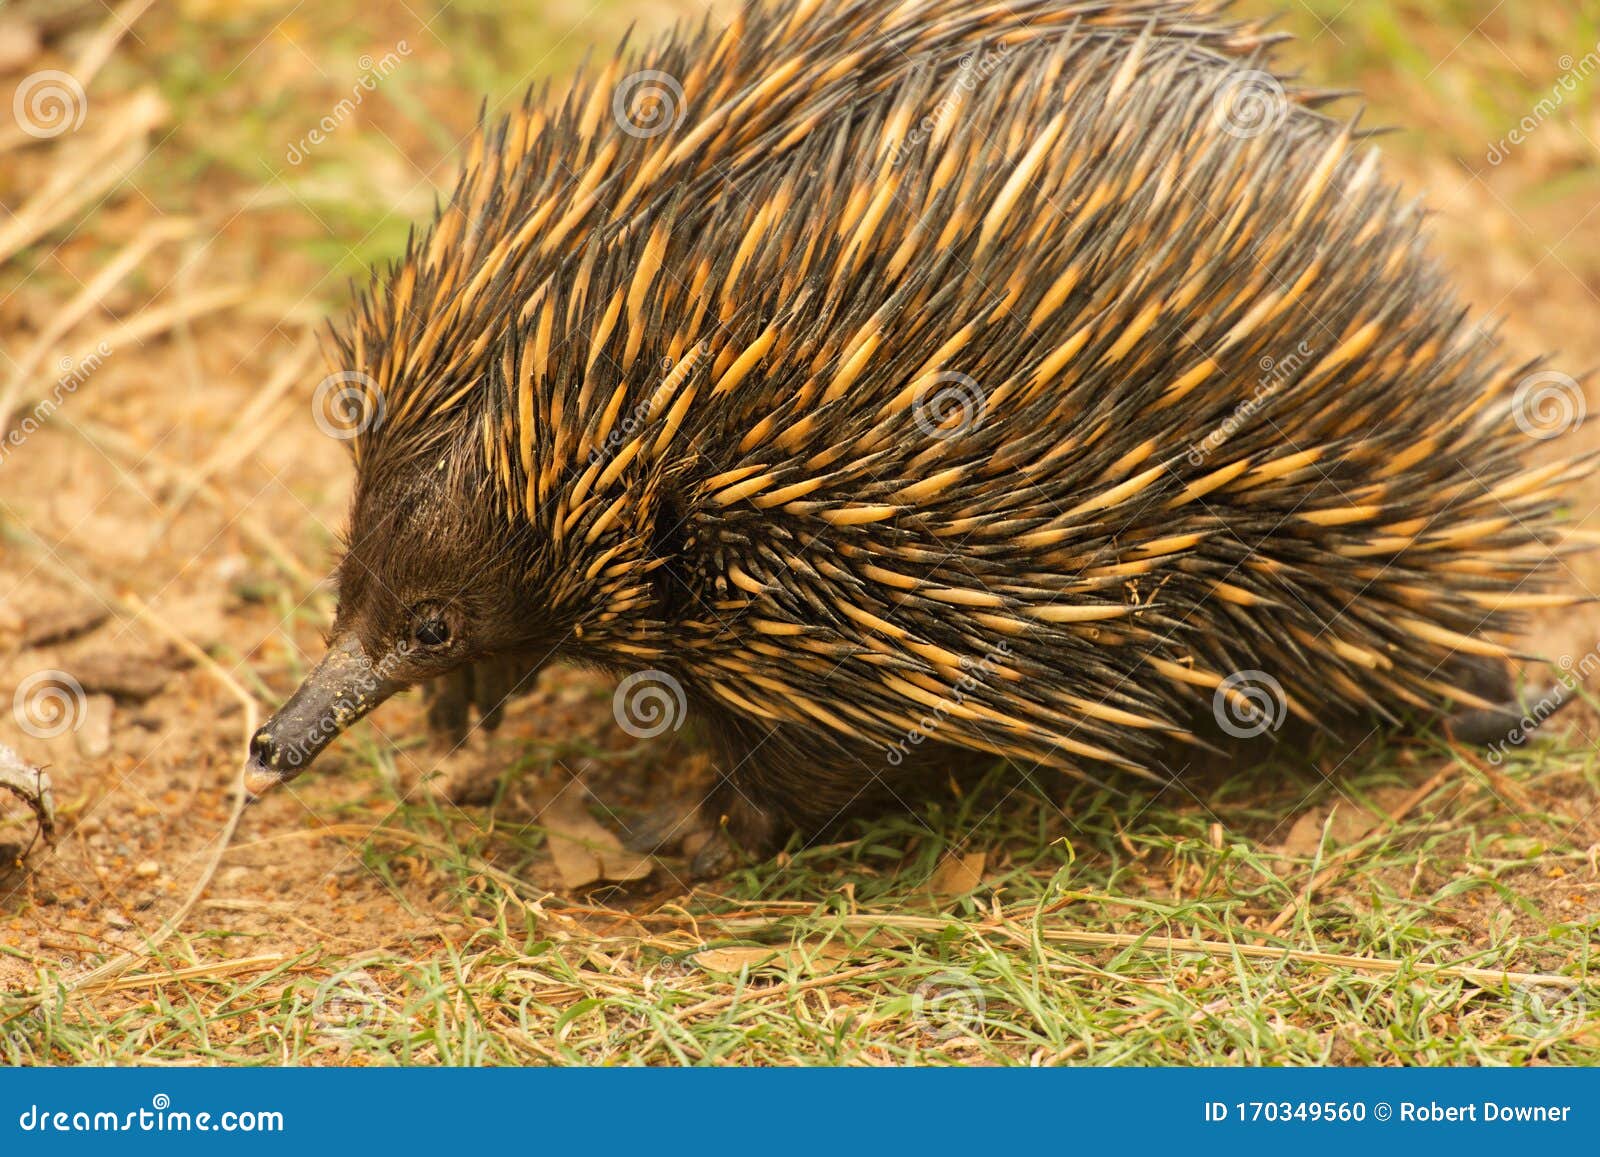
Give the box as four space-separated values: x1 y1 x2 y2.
1 0 1597 1019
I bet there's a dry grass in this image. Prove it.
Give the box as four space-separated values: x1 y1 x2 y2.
0 0 1597 1065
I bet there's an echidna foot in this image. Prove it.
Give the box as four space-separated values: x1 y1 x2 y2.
619 802 702 856
417 733 502 805
693 787 784 878
621 784 784 878
688 826 747 879
619 809 737 878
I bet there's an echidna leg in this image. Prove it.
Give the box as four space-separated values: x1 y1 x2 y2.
423 667 473 744
1443 673 1581 746
684 781 786 879
672 707 899 877
1425 654 1579 746
423 653 543 744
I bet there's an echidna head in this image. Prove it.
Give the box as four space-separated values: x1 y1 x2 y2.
244 442 547 796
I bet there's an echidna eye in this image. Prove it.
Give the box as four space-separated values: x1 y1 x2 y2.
414 617 451 648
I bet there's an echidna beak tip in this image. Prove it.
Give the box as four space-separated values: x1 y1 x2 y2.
242 762 284 799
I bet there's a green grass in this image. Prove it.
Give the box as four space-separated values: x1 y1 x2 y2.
5 723 1596 1066
4 0 1598 1068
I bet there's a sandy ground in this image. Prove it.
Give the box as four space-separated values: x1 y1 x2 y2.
0 0 1596 1042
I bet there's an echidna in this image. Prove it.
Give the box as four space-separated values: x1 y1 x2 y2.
246 0 1590 874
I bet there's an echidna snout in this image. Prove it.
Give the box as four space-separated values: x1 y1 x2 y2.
245 634 398 795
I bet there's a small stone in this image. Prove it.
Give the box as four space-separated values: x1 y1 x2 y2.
102 909 131 929
74 695 114 758
134 860 159 879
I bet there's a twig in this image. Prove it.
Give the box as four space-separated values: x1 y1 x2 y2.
699 911 1590 992
0 284 253 437
0 0 157 155
73 419 321 587
73 953 288 996
75 285 254 356
67 0 158 95
53 593 257 994
0 218 194 402
0 88 165 262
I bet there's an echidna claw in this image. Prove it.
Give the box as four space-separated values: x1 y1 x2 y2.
1445 682 1580 747
689 827 746 881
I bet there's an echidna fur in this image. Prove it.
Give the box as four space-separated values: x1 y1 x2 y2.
246 0 1591 872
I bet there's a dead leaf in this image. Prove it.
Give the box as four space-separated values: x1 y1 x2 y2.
928 850 986 895
1327 805 1381 846
0 743 54 851
1277 798 1393 870
1277 809 1329 864
542 791 654 890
